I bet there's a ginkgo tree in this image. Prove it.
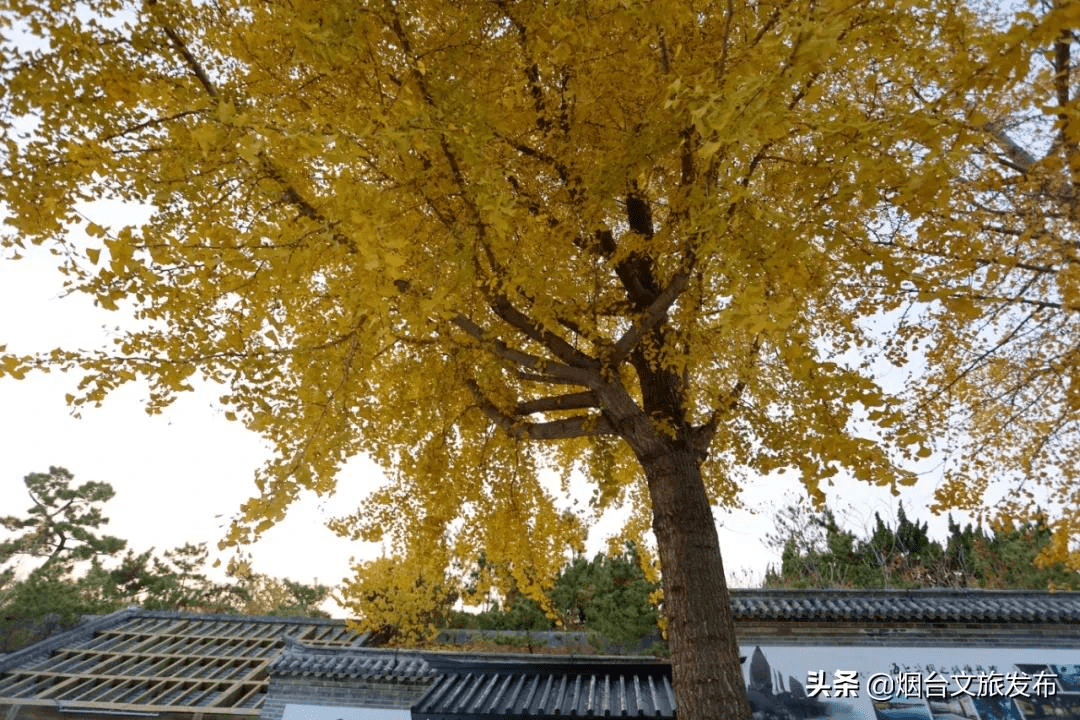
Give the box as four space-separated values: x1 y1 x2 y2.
883 2 1080 571
0 1 1067 718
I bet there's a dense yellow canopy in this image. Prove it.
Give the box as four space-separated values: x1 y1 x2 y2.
2 1 1077 716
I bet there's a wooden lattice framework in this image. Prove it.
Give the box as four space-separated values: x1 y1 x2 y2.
0 610 364 720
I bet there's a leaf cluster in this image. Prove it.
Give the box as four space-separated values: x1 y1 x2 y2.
0 0 984 596
4 3 1080 714
878 0 1080 570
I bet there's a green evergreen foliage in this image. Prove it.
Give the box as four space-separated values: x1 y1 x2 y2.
0 467 125 566
764 502 1080 590
0 467 129 651
450 543 661 646
89 544 243 613
0 467 330 652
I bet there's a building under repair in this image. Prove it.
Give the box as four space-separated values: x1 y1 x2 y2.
2 589 1079 719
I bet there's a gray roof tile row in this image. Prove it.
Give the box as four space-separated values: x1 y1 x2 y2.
729 589 1080 622
3 590 1080 715
271 639 435 682
413 661 675 719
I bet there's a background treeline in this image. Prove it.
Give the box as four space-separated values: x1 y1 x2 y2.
4 467 1077 654
763 502 1080 591
446 544 661 647
0 467 664 653
0 467 330 651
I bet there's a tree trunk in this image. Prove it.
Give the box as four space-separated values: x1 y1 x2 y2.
641 445 751 720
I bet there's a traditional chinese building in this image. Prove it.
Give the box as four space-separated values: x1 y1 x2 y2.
1 590 1078 720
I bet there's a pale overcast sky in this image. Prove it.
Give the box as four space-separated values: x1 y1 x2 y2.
0 221 959 615
0 237 384 592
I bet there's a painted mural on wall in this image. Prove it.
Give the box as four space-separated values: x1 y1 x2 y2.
738 645 1080 720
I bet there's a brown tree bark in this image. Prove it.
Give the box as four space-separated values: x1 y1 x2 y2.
602 190 751 720
641 444 751 720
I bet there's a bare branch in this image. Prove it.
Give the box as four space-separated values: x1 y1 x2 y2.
496 134 571 185
101 109 204 143
964 291 1077 314
151 11 217 98
691 332 762 460
873 236 1061 276
692 380 747 460
890 284 1079 314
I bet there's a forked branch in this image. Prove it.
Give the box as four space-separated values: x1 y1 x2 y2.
488 294 599 370
607 269 691 366
452 315 597 386
692 380 748 460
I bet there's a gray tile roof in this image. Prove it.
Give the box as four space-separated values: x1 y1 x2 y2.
3 590 1077 718
0 608 364 712
728 589 1080 622
270 638 435 682
413 659 675 719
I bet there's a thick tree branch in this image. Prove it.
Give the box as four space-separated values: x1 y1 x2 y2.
451 315 596 386
657 25 671 74
515 391 598 415
495 1 551 133
488 294 599 370
591 193 664 311
985 123 1037 173
150 10 217 98
517 371 585 385
467 381 614 440
607 269 691 366
1051 26 1079 204
625 190 656 239
622 192 662 304
1053 26 1072 119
